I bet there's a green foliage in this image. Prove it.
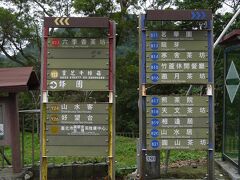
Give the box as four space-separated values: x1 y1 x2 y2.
175 0 223 13
0 135 208 172
73 0 114 16
116 52 139 132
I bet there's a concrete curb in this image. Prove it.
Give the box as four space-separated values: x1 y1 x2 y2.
215 159 240 180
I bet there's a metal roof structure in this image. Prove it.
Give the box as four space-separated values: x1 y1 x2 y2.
219 29 240 46
0 67 39 92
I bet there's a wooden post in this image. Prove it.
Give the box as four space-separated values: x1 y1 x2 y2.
9 93 21 173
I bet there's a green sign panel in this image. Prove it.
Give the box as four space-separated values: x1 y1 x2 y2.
47 146 108 157
47 69 108 80
146 117 208 128
48 38 108 48
146 106 208 117
46 136 108 146
146 138 208 150
146 72 208 84
146 31 208 41
147 128 208 138
146 62 208 73
46 124 108 136
146 41 208 51
146 51 208 61
47 114 108 124
48 59 109 69
146 96 208 107
46 102 109 156
47 103 108 114
48 49 109 59
47 79 108 91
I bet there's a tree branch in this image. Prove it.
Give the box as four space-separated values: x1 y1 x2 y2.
0 44 26 66
32 0 53 17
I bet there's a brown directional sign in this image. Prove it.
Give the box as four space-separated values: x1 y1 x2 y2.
47 69 108 80
146 138 208 150
48 59 109 69
47 114 108 124
146 96 208 107
146 128 208 139
47 146 108 156
146 31 208 41
48 49 109 59
47 79 108 91
47 103 108 114
146 72 208 84
146 106 208 117
146 41 208 51
48 38 109 48
146 51 208 61
46 124 108 136
146 62 208 73
146 117 208 128
44 17 109 28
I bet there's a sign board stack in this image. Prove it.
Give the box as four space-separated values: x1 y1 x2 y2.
138 10 214 179
41 17 116 180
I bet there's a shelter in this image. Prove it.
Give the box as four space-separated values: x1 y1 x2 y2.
0 67 39 173
220 30 240 173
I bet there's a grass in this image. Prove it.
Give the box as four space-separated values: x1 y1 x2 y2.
0 133 208 171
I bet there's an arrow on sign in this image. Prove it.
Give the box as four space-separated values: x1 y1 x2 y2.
191 11 207 20
54 17 70 26
54 18 60 25
49 81 57 89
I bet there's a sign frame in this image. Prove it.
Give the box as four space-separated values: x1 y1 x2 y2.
139 10 214 179
40 17 116 180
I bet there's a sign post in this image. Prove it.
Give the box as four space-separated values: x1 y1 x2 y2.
139 10 214 179
41 17 116 180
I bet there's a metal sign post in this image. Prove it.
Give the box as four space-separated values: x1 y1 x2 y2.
139 10 214 179
40 17 116 180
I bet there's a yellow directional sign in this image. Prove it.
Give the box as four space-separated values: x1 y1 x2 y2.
54 17 70 26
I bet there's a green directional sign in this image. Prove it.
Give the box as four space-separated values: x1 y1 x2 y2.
47 103 108 114
47 146 108 156
48 38 109 48
48 59 109 69
146 61 208 73
146 41 208 51
146 51 208 61
46 124 108 136
47 69 109 80
146 96 208 106
146 138 208 150
146 31 208 41
47 79 108 91
46 136 108 146
146 106 208 117
48 48 109 59
47 113 108 124
146 72 208 84
146 117 208 128
147 128 208 139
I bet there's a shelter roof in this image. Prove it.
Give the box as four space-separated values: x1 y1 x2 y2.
0 67 39 92
219 29 240 46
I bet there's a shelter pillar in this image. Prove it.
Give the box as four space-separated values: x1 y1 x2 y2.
8 93 21 173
